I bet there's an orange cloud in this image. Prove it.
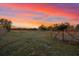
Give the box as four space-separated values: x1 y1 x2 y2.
0 3 79 28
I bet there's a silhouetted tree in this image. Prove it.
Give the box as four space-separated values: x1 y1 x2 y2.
0 18 12 32
48 25 53 30
75 24 79 31
0 18 5 25
39 25 47 30
53 23 70 31
68 25 74 30
6 20 12 32
53 24 59 31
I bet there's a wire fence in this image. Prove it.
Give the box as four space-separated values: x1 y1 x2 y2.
0 28 7 39
51 30 79 44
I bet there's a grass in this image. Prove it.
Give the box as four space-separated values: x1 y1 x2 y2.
0 30 79 56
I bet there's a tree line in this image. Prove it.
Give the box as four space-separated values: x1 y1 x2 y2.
39 22 79 31
0 18 79 31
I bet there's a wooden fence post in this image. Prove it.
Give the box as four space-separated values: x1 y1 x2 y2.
62 30 64 41
50 29 52 40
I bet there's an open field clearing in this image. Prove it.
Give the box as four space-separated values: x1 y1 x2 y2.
0 30 79 56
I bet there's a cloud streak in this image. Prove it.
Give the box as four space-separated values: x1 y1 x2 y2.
0 3 79 28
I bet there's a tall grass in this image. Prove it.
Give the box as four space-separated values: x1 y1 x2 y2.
0 30 79 56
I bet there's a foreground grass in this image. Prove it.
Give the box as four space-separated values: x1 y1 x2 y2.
0 30 79 56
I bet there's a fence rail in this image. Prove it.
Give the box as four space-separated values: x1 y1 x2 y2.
0 28 7 38
51 30 79 44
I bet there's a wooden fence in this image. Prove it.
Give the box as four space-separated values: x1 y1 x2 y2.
51 30 79 45
0 26 7 38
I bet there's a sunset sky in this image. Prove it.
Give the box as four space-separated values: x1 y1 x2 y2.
0 3 79 28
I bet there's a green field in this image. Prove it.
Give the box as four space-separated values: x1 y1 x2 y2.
0 30 79 56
